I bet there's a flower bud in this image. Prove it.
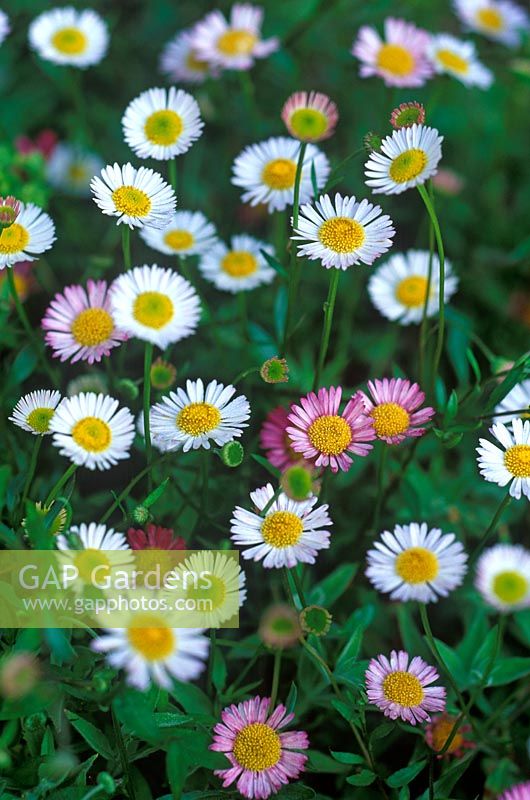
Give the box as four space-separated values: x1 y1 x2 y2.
300 605 332 637
260 357 289 384
131 505 150 525
150 357 177 390
220 440 244 468
363 131 382 153
280 465 315 501
390 101 425 129
116 378 139 402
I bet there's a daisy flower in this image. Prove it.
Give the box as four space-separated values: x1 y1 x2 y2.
127 523 185 551
90 163 176 230
494 380 530 426
0 10 10 46
366 650 446 724
281 91 338 142
475 544 530 611
0 203 56 268
499 782 530 800
428 34 493 88
46 143 104 196
352 18 433 87
292 192 395 271
364 124 443 195
109 264 200 349
150 378 250 452
49 392 134 471
453 0 529 47
477 419 530 500
140 210 218 258
42 279 128 365
260 405 308 471
366 522 468 603
174 550 246 627
28 7 109 68
190 4 279 72
198 234 275 292
231 136 330 213
9 390 61 436
354 378 435 444
425 714 474 757
287 387 375 473
210 696 309 799
160 30 212 83
230 483 332 569
368 250 459 325
56 522 132 594
92 621 208 690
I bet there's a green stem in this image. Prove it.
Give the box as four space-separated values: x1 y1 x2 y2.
286 566 307 609
80 788 104 800
45 463 77 506
201 448 210 518
168 158 178 195
112 709 136 800
270 649 282 707
417 183 445 388
261 486 281 517
7 268 57 383
273 210 287 263
419 603 467 711
143 342 154 493
281 142 307 356
122 225 131 270
99 454 167 524
19 435 43 521
232 366 259 384
469 492 511 566
372 443 388 533
207 628 217 695
419 186 435 387
313 270 340 391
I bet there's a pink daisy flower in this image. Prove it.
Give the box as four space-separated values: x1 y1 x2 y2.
127 523 185 550
281 91 338 142
286 386 375 473
366 650 446 725
352 18 434 88
354 378 434 445
260 406 309 471
210 696 309 799
42 279 128 364
500 783 530 800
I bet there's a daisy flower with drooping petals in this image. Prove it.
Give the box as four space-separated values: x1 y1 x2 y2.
475 544 530 611
366 522 468 603
494 380 530 427
477 419 530 500
281 91 338 142
190 4 279 72
42 279 128 365
352 18 434 87
230 483 332 569
390 102 426 129
287 387 375 473
174 550 247 627
0 10 10 46
0 204 56 268
368 250 459 325
90 163 176 230
50 392 134 471
292 192 395 271
425 714 474 758
232 136 330 214
150 378 250 452
499 781 530 800
453 0 529 47
109 264 200 349
366 650 446 724
198 234 275 293
428 34 493 88
260 406 309 471
28 7 109 68
92 621 209 690
140 210 218 258
354 378 435 445
9 390 61 436
210 696 309 799
160 30 212 83
46 143 104 196
365 125 443 195
127 523 185 551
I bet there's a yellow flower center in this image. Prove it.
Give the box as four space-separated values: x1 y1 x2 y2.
187 574 227 609
382 671 424 706
436 49 469 74
133 291 174 329
51 26 88 55
476 7 504 31
493 570 528 604
144 110 184 146
261 510 304 548
176 402 221 436
185 52 209 72
128 615 175 661
74 549 110 584
71 308 114 347
111 186 152 218
221 250 258 277
371 402 410 438
0 223 30 255
376 43 415 76
395 275 429 308
262 158 297 190
429 717 463 754
395 546 439 584
217 29 257 56
71 416 112 453
27 407 55 434
163 229 195 251
504 444 530 478
289 108 328 141
389 149 428 184
318 217 366 253
233 722 282 771
307 414 352 455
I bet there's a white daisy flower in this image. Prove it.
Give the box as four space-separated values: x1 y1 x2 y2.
494 380 530 427
150 378 250 452
140 210 218 258
364 124 443 195
232 136 330 213
428 33 493 88
109 264 200 349
366 522 468 604
49 392 135 471
477 418 530 500
453 0 529 47
160 30 212 83
46 143 104 196
28 7 109 68
173 550 247 628
292 192 395 271
0 203 56 268
198 234 275 292
90 163 176 230
475 543 530 611
0 10 10 46
56 522 132 594
367 250 459 325
230 483 332 569
9 390 62 436
122 87 204 161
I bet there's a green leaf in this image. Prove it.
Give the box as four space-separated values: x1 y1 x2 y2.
212 648 227 692
64 711 113 760
307 749 349 773
112 692 161 744
346 770 376 786
250 454 281 479
308 563 358 607
260 248 287 278
143 477 170 508
170 681 213 716
166 740 187 800
336 606 374 671
386 759 427 788
330 751 365 765
488 657 530 687
285 682 298 715
10 345 37 383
